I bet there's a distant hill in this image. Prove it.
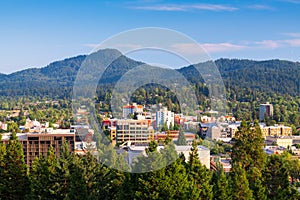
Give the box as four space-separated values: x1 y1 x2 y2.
179 58 300 97
0 49 299 98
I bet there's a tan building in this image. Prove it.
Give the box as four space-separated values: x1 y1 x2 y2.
266 136 293 148
116 119 154 143
261 125 292 137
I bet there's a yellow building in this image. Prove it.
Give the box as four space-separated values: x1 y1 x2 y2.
116 119 154 143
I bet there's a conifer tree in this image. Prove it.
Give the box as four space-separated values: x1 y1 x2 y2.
1 132 30 199
212 164 230 200
264 154 299 199
177 128 187 146
30 146 60 199
187 140 213 200
0 134 6 197
231 120 267 199
229 165 253 200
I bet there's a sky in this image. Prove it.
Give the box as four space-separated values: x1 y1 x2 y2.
1 0 300 74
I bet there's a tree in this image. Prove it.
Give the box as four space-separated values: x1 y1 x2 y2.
264 154 299 199
212 164 230 200
231 120 267 199
229 165 253 200
0 132 30 199
30 146 60 199
7 121 20 133
187 140 213 200
176 129 187 146
0 134 6 197
127 140 192 200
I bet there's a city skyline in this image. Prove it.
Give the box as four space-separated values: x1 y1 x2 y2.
1 0 300 73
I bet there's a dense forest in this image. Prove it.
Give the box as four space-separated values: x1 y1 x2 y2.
0 121 299 199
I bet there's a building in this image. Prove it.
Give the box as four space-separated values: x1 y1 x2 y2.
264 146 287 155
260 124 292 137
122 103 143 118
265 136 293 148
116 119 154 143
124 144 210 169
155 131 196 144
259 102 273 121
156 107 174 130
2 129 75 168
0 121 7 130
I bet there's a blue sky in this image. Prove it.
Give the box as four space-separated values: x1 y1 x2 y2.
1 0 300 73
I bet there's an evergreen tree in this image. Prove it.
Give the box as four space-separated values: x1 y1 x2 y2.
229 165 253 200
187 140 213 200
231 120 267 199
212 164 230 200
231 120 266 170
30 146 60 199
0 132 30 199
177 129 187 146
0 134 6 197
264 154 299 199
130 141 191 200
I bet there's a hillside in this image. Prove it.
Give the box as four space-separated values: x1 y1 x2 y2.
178 59 300 97
0 49 299 98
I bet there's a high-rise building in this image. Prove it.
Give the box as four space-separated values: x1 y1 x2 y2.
116 119 154 143
259 102 273 121
156 107 174 130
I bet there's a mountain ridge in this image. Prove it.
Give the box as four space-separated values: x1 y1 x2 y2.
0 49 299 97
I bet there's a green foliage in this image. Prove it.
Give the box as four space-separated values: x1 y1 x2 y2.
264 154 299 199
187 140 213 200
231 120 266 170
231 120 267 199
0 135 30 199
176 129 187 146
212 165 230 200
229 165 253 200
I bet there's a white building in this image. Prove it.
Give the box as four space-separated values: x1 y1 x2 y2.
124 144 210 169
156 107 174 130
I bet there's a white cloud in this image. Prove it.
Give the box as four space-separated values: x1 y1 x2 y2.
284 39 300 46
282 32 300 37
254 40 281 48
170 38 300 55
202 43 247 53
129 3 238 12
247 4 274 10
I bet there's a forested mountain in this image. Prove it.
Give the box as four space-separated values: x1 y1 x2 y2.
0 49 299 98
178 58 300 96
